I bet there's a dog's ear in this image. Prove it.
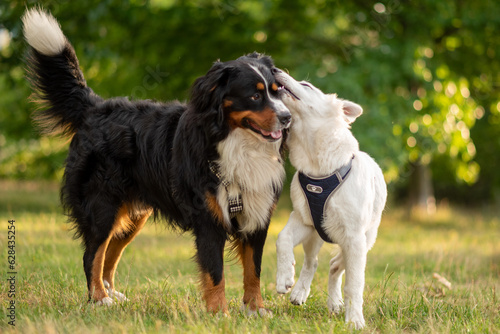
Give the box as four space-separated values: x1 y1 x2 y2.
341 100 363 124
190 62 237 140
191 62 236 113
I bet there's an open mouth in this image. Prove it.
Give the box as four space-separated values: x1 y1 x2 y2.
277 82 300 101
243 119 283 142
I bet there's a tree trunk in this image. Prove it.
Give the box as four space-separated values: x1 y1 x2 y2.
408 161 436 216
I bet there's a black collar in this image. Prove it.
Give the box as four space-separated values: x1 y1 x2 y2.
208 160 244 218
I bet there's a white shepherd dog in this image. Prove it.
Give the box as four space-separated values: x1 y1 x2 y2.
274 69 387 329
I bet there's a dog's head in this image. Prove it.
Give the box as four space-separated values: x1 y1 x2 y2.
273 68 362 126
190 53 291 142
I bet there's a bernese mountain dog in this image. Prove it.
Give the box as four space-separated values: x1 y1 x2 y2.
22 9 291 315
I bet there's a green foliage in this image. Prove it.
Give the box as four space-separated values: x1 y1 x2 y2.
1 0 499 202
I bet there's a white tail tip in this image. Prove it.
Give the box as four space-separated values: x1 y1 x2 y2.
22 8 66 56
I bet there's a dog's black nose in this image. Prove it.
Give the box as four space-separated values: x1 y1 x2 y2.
272 67 282 74
278 113 292 127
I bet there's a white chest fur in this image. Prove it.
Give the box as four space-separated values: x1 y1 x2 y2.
215 129 285 234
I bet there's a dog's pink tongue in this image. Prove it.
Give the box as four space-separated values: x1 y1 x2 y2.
260 129 282 139
270 130 282 139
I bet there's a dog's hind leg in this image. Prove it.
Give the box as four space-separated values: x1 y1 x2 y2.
341 235 367 329
276 211 316 294
83 233 114 306
289 231 323 305
327 250 345 313
81 199 128 306
102 203 151 302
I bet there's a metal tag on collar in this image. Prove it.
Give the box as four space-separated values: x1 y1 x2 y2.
306 184 323 194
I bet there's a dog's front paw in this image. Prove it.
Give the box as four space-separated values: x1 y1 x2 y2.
327 297 344 314
276 261 295 294
289 283 310 305
347 318 366 330
345 307 365 329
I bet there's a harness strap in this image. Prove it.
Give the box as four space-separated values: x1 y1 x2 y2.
298 155 354 243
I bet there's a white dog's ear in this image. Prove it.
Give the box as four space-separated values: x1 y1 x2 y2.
341 100 363 124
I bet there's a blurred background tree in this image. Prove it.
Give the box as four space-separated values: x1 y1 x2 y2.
1 0 499 210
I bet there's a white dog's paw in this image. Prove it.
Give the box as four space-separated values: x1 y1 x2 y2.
289 284 310 305
327 297 344 314
346 308 365 329
103 280 129 302
96 296 114 306
110 290 129 302
276 261 295 294
347 318 366 330
276 275 295 294
240 303 273 318
258 308 273 318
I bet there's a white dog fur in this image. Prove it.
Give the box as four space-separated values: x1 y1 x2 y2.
274 70 387 329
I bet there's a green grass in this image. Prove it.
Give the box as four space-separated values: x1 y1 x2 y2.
1 181 499 333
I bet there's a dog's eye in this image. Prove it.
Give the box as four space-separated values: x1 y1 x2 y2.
250 93 262 101
300 82 312 89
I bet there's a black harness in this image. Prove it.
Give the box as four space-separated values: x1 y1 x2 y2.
298 156 354 243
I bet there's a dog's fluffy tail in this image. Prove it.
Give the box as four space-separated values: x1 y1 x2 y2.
23 8 101 135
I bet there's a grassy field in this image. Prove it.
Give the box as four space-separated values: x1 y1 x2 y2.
1 181 499 333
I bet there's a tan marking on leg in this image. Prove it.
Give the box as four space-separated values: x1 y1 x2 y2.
200 272 228 314
103 203 151 289
109 204 135 239
236 241 264 311
90 237 112 301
